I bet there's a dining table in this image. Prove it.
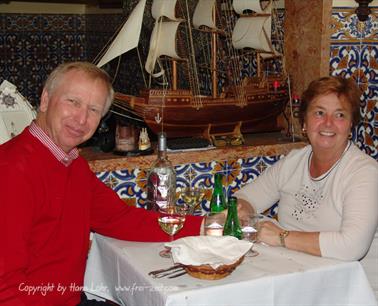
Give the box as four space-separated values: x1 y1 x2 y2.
84 233 377 306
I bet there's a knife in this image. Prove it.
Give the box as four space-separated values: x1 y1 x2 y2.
167 270 187 278
148 264 184 278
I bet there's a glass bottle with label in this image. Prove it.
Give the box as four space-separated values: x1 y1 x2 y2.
146 133 176 211
223 196 242 240
210 173 227 213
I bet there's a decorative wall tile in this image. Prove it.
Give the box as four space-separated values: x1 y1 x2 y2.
330 7 378 158
96 155 284 215
331 8 377 42
0 13 86 106
176 162 216 188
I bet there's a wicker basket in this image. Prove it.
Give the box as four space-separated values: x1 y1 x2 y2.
184 256 244 280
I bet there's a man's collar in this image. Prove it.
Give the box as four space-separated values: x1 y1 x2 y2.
29 121 79 166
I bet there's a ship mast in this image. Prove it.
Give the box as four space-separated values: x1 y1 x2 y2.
193 0 219 99
211 7 217 98
172 60 178 90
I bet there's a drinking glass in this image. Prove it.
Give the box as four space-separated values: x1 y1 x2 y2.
180 186 206 215
158 204 187 258
241 214 261 257
204 212 226 236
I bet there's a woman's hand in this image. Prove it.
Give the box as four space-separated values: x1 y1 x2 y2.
237 198 255 222
258 221 321 256
258 221 283 247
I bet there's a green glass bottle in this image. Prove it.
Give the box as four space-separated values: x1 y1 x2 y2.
210 173 227 213
223 196 242 240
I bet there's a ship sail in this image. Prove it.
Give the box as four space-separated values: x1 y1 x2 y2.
145 21 183 77
233 0 266 14
192 0 217 30
151 0 179 20
96 0 146 68
145 0 184 78
232 0 274 53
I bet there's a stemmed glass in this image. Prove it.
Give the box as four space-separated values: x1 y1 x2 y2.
180 186 205 215
241 214 261 257
158 203 187 258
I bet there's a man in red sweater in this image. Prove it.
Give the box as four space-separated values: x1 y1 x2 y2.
0 62 203 305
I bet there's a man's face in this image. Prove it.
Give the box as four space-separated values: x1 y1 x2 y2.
39 69 108 152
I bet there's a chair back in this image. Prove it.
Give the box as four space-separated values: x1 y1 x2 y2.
0 80 36 144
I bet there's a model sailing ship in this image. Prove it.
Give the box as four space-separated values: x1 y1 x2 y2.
96 0 289 141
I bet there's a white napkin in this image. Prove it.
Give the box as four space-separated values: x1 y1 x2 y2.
165 236 252 269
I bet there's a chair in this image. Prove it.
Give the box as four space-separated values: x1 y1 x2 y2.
0 80 36 144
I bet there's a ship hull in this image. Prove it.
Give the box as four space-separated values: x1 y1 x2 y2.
115 81 288 139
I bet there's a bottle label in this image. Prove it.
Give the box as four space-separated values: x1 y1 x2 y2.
158 185 168 198
146 172 174 211
156 200 168 209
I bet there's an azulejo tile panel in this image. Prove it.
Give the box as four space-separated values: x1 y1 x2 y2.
331 8 378 42
330 7 378 160
175 161 222 213
331 45 377 84
330 43 377 159
0 13 86 106
231 156 282 188
356 85 378 158
96 155 282 215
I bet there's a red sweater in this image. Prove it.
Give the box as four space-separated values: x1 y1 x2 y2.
0 129 202 305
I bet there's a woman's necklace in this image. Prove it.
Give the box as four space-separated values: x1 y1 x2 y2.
308 141 351 182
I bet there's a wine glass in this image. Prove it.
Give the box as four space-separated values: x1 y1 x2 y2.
158 204 187 258
180 186 205 215
241 214 261 257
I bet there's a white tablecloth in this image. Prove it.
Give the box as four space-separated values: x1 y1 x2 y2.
84 234 377 306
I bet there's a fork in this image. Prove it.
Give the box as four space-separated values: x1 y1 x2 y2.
148 264 186 278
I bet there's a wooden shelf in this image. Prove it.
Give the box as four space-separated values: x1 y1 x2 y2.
81 132 307 173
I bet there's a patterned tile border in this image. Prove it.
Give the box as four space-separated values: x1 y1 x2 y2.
97 155 284 215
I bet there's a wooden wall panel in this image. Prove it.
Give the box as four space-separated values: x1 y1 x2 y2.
284 0 333 97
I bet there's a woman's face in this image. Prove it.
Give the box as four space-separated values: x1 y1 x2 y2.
304 93 352 155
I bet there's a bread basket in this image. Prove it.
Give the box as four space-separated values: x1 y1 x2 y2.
184 256 244 280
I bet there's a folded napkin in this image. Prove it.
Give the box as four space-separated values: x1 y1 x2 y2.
165 236 252 269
